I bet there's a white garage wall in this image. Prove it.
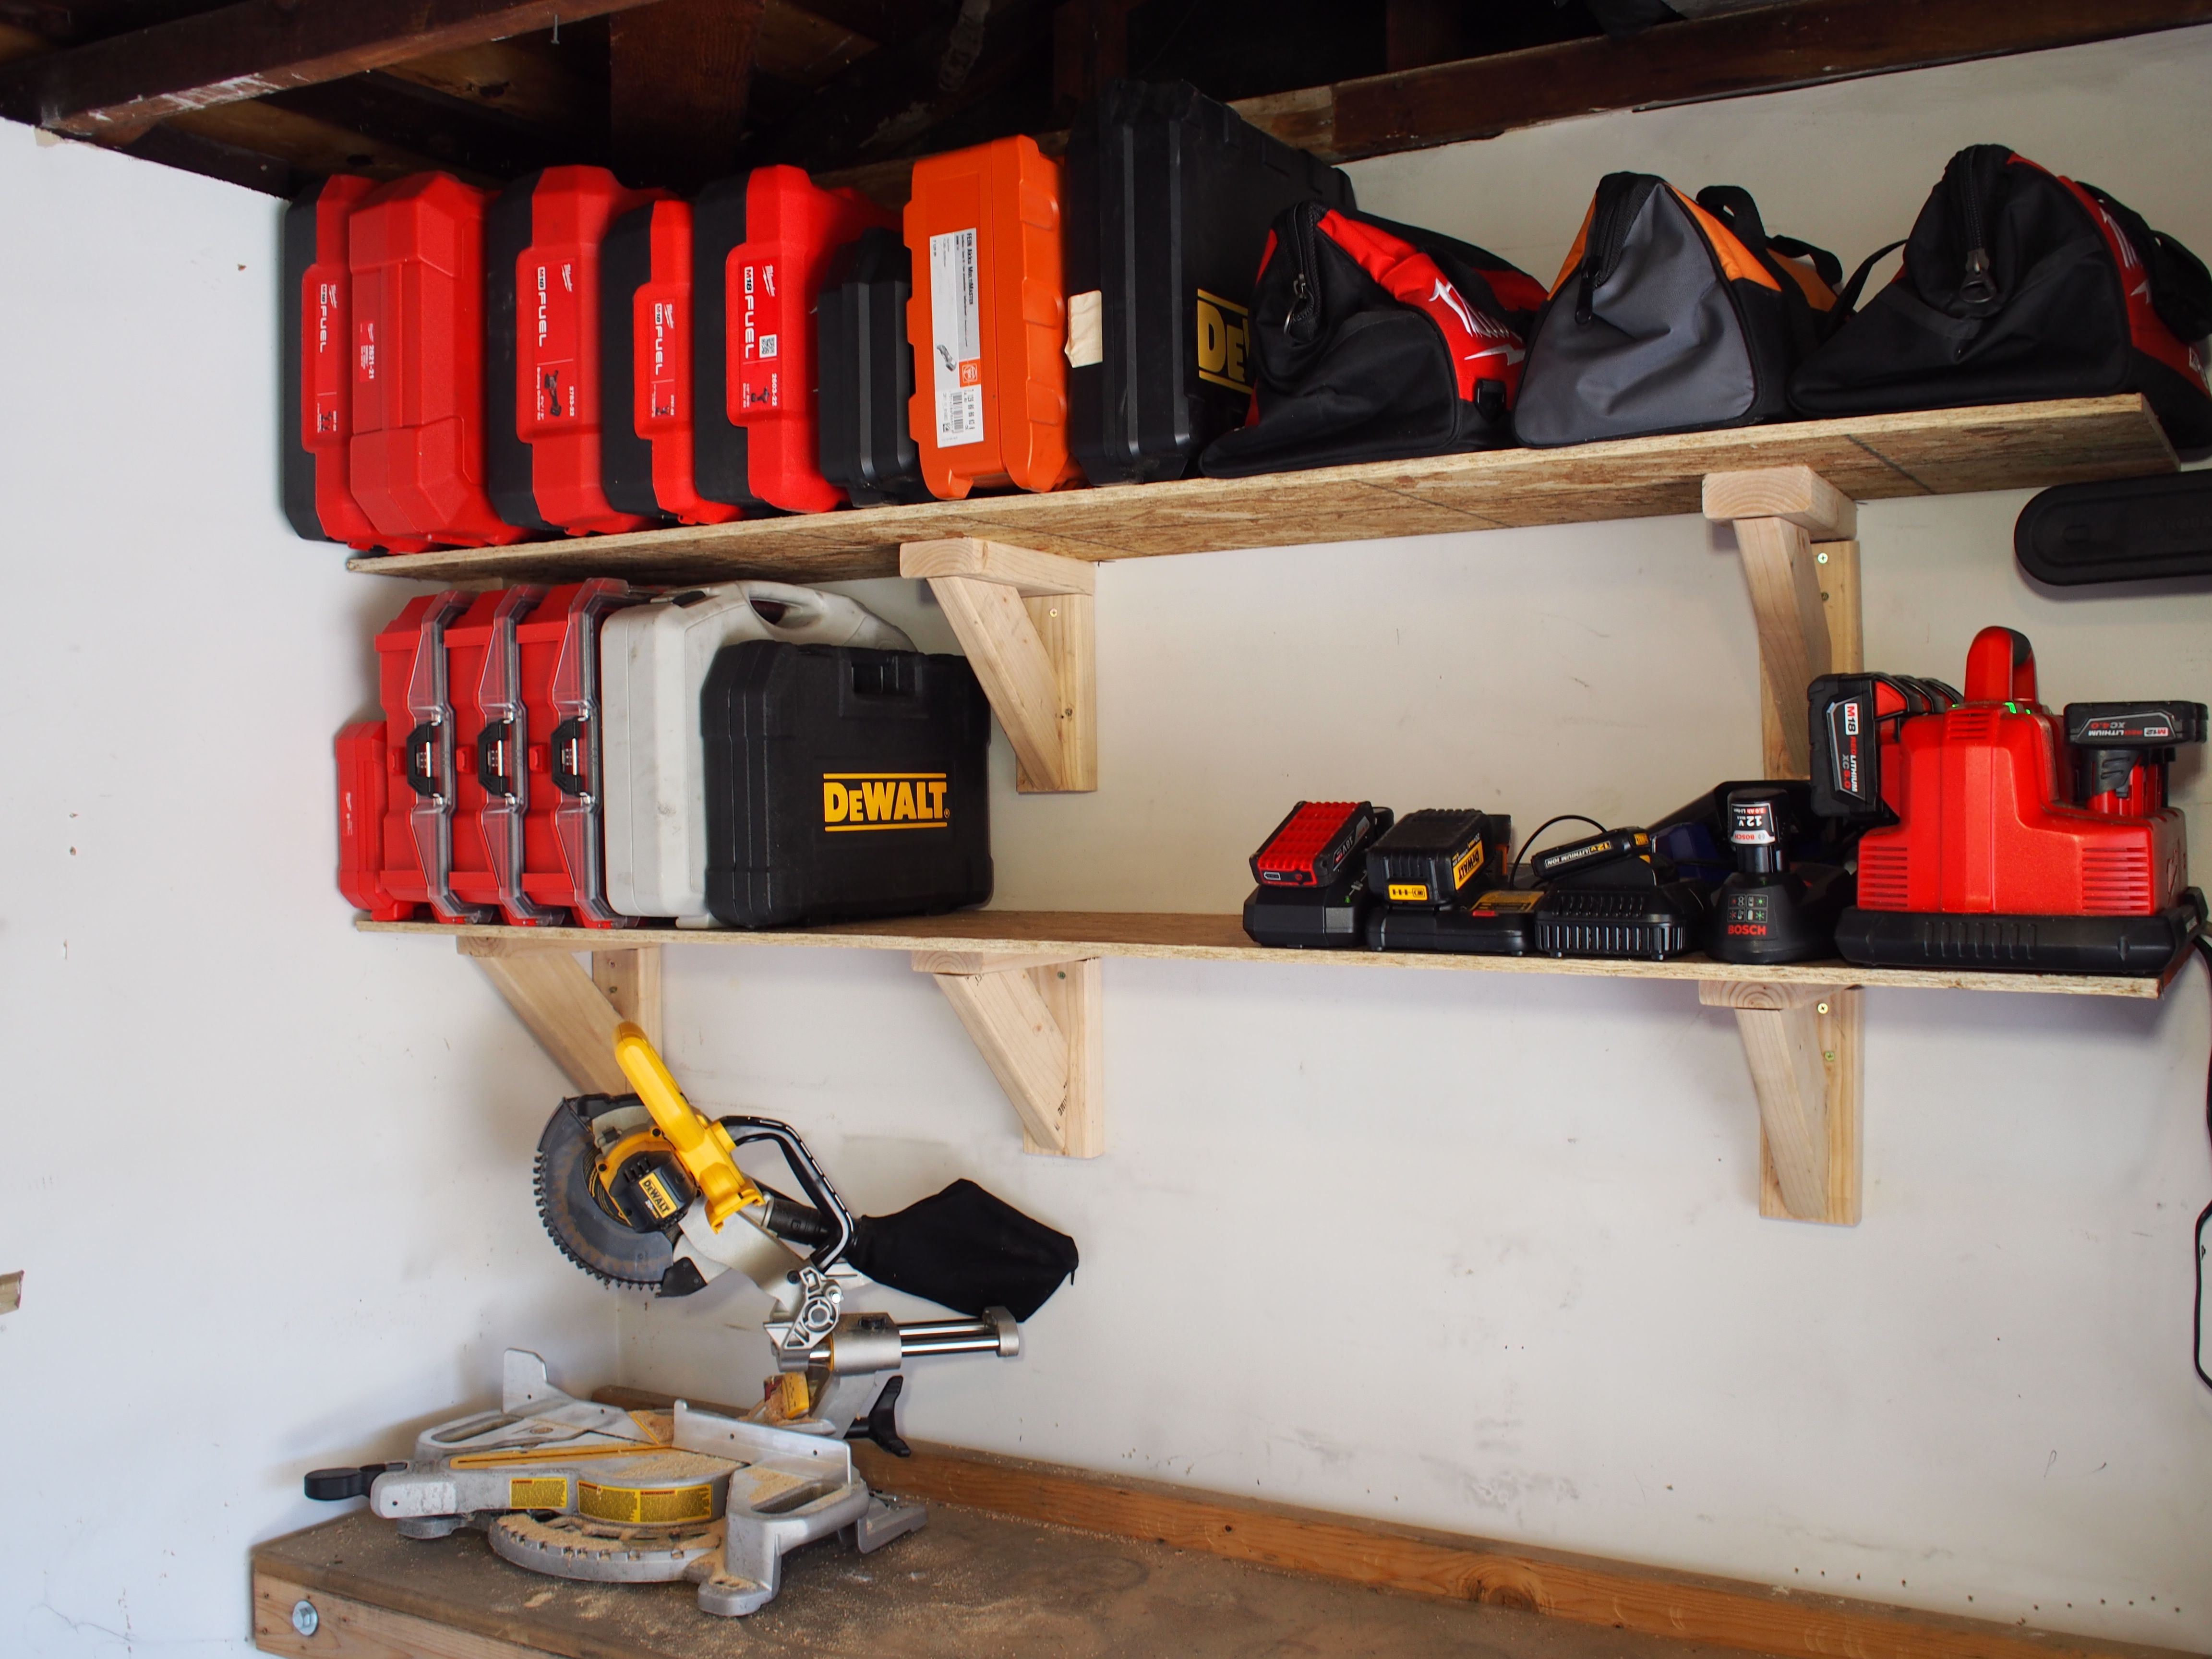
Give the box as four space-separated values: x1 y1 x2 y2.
623 25 2212 1649
0 124 616 1657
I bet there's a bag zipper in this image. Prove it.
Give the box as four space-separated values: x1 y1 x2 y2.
1285 201 1320 335
1576 174 1646 325
1950 145 2005 311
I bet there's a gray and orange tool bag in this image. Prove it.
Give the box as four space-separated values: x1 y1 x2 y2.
1199 205 1545 476
1514 175 1843 446
1791 145 2212 449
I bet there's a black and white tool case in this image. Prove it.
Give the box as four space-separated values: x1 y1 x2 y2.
700 642 994 929
599 583 912 923
1061 79 1355 485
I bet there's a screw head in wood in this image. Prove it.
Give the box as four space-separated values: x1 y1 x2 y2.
1823 1051 1836 1063
291 1599 320 1637
1816 550 1830 565
1816 1001 1829 1014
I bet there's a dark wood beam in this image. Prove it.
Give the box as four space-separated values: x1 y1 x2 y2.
1050 0 1129 126
268 68 603 179
1251 0 2212 163
0 0 664 138
608 0 765 191
380 33 609 143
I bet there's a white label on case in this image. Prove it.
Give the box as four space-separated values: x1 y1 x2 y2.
929 228 983 447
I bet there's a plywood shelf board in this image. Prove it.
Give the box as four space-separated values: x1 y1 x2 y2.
358 914 2171 998
344 396 2174 585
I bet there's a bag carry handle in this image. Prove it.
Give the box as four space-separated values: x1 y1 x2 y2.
1831 239 1907 318
739 579 830 635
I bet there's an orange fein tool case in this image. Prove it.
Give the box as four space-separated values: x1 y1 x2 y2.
487 167 664 536
347 175 525 549
904 135 1083 497
694 165 895 514
599 200 738 526
282 174 380 547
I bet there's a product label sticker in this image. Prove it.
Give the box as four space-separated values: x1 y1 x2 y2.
1451 838 1485 891
1470 890 1541 914
310 275 343 439
823 772 951 831
930 228 984 446
638 286 685 432
735 258 781 415
508 1475 569 1509
529 252 581 428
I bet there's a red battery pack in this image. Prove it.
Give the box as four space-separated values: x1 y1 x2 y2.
447 587 554 926
283 174 383 548
517 579 642 926
366 591 501 922
600 200 740 527
487 168 665 536
694 165 896 514
1250 801 1380 887
905 135 1084 498
348 174 526 549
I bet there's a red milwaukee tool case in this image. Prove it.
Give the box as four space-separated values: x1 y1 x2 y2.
348 174 525 549
487 168 664 536
905 135 1084 498
693 165 895 514
445 587 551 925
282 173 380 547
516 579 643 926
600 200 738 526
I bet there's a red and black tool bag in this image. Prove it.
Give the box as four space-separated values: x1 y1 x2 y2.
1199 203 1545 477
1792 145 2212 450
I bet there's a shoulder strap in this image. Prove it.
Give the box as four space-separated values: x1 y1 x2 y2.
1833 239 1907 318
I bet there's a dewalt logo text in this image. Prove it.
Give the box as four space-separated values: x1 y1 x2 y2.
823 772 950 832
1195 290 1250 392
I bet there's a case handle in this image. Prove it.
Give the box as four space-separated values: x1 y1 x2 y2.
1964 625 2037 705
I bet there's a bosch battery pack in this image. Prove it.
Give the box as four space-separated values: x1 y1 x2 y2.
1241 803 1391 949
600 199 740 527
701 642 994 929
817 228 932 507
1367 810 1508 907
1250 801 1383 888
487 168 663 536
694 165 895 514
347 174 525 549
1365 890 1539 954
905 135 1084 497
600 583 913 923
282 174 379 546
1062 80 1355 485
516 579 642 925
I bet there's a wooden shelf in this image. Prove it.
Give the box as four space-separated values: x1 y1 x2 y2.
359 914 2175 999
345 396 2175 586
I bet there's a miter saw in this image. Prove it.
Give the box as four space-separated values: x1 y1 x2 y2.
304 1022 1077 1616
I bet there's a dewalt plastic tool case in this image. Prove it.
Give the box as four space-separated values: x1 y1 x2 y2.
487 168 663 536
818 228 931 506
905 135 1084 497
1062 80 1355 486
601 200 740 527
282 173 378 547
694 165 895 515
348 174 524 550
701 642 993 929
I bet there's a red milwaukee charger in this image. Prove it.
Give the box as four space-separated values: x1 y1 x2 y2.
695 165 897 514
600 200 742 527
348 175 527 550
487 168 666 536
282 174 380 547
1824 625 2206 974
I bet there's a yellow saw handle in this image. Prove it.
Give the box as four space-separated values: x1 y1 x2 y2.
612 1022 760 1228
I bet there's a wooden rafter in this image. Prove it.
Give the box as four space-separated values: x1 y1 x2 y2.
609 0 765 191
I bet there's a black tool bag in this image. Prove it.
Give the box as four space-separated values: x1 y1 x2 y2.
1515 175 1843 447
1791 145 2212 449
701 641 993 928
1063 78 1356 485
1198 204 1545 477
849 1179 1079 1321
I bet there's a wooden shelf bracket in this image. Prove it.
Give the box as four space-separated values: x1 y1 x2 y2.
913 950 1104 1157
901 537 1097 793
1701 464 1865 1224
458 936 662 1095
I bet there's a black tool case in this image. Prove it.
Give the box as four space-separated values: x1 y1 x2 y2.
1062 79 1356 485
701 641 993 928
817 228 931 506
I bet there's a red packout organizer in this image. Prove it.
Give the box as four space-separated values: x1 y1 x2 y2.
282 174 381 547
337 720 402 918
446 587 553 925
599 200 739 526
1832 625 2206 974
905 135 1085 497
487 168 665 536
348 175 525 549
516 579 641 926
693 165 896 514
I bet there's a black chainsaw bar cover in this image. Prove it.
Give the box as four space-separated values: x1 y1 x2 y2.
2017 471 2212 586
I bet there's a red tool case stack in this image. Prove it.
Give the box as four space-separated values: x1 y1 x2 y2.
281 174 381 548
347 174 526 550
338 583 643 926
486 168 666 536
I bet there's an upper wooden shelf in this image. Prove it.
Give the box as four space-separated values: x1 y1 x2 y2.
346 396 2175 587
359 912 2174 998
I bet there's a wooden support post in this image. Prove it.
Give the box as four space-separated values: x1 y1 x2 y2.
459 936 632 1095
1704 465 1859 779
913 951 1103 1157
591 946 663 1050
1700 981 1862 1225
901 538 1097 793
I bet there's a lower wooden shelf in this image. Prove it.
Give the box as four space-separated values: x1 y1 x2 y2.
357 911 2173 999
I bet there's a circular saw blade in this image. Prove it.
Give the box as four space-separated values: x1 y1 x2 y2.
535 1100 675 1290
